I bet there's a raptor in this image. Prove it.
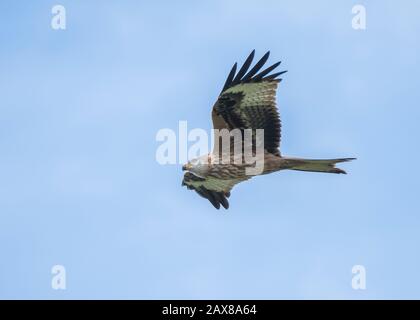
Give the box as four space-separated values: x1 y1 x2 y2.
182 50 355 209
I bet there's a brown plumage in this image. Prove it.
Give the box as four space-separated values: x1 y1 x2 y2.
182 50 355 209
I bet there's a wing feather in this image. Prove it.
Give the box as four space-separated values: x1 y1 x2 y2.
221 62 237 92
182 172 248 209
212 51 286 156
253 61 282 81
232 50 255 85
242 51 270 81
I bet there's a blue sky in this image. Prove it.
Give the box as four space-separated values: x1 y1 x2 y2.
1 0 420 299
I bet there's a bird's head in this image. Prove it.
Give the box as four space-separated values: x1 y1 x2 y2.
182 154 211 178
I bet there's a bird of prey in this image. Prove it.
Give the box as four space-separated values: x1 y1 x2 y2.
182 50 355 209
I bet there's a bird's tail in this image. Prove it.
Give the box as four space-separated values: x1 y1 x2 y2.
285 157 356 174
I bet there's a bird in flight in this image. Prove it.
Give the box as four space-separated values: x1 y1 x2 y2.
182 50 355 209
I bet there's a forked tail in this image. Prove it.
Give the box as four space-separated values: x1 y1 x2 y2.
286 157 356 174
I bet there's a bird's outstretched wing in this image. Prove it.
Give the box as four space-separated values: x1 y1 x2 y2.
212 50 286 156
182 172 249 209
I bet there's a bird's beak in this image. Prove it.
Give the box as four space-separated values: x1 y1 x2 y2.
182 164 190 171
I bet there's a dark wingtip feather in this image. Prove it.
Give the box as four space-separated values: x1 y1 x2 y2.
253 61 281 81
210 196 221 209
264 70 288 81
218 194 229 209
232 50 255 85
223 199 229 210
222 62 237 92
221 51 287 91
242 51 270 81
199 188 220 209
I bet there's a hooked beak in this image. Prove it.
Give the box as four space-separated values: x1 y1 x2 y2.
182 163 191 171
